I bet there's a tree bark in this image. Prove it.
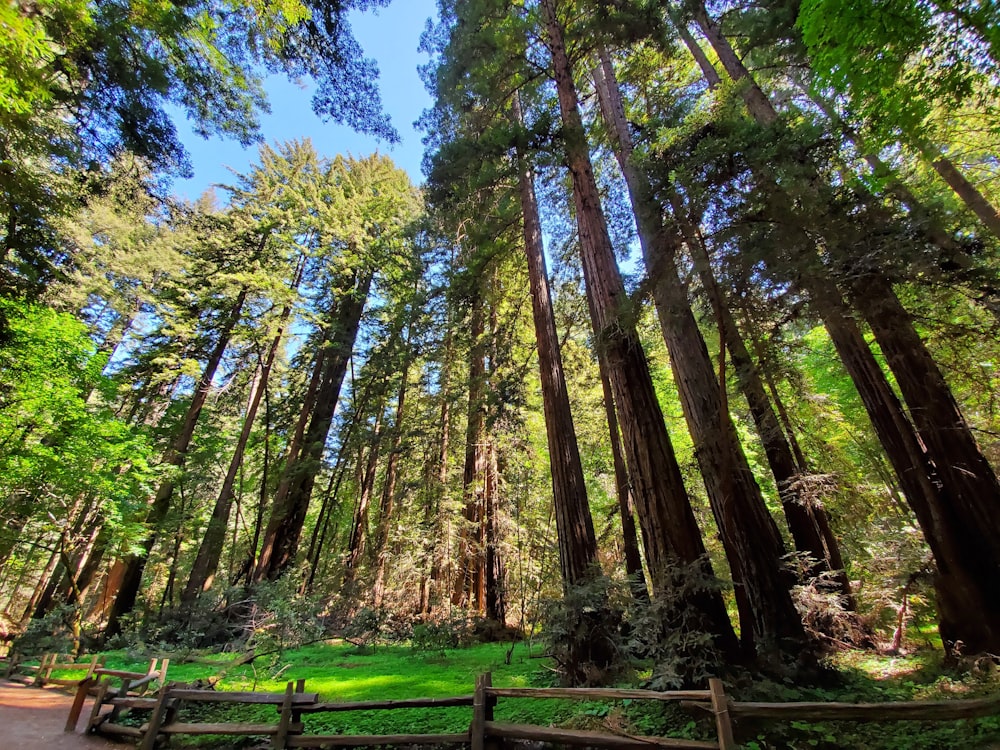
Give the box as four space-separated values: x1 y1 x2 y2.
540 0 739 659
593 48 804 655
926 151 1000 238
597 355 648 598
371 376 408 608
342 404 385 593
688 2 1000 653
453 287 489 612
678 211 849 595
513 93 600 589
254 268 373 582
851 277 1000 651
483 440 506 625
104 286 248 637
424 319 455 613
182 273 299 603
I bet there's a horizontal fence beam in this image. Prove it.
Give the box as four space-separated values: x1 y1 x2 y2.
167 689 318 704
94 669 150 680
487 687 711 702
287 733 469 748
730 694 1000 721
303 695 475 712
485 721 719 750
97 722 144 738
158 721 296 735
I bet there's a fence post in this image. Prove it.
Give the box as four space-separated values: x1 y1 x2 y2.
65 677 95 732
84 654 99 680
472 672 492 750
34 653 52 686
709 677 737 750
138 685 173 750
107 676 132 724
87 680 110 732
272 681 295 750
292 678 306 728
157 658 170 687
3 651 18 678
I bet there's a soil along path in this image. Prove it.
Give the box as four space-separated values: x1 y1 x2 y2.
0 679 131 749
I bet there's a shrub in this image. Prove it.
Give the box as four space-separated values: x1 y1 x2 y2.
540 574 628 686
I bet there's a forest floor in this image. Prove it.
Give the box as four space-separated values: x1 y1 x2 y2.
11 641 1000 749
0 679 130 749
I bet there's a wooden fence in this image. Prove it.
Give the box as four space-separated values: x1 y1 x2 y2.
62 669 1000 750
4 652 106 686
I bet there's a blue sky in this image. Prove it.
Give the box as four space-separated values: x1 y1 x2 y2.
171 0 438 201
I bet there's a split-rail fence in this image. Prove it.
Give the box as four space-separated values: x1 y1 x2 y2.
19 661 996 750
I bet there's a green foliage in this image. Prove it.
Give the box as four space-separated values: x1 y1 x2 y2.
410 616 477 653
12 604 80 657
0 1 398 302
0 300 156 553
0 0 395 174
540 575 629 686
623 559 732 689
243 578 326 658
798 0 1000 144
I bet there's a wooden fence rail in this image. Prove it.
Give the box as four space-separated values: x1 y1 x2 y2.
727 693 1000 721
482 675 732 750
60 669 1000 749
3 652 106 686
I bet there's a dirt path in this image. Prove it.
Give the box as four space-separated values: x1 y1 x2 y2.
0 679 132 749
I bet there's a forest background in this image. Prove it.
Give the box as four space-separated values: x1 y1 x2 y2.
1 0 999 717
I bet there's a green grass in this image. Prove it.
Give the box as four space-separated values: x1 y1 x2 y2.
51 641 1000 749
97 641 585 738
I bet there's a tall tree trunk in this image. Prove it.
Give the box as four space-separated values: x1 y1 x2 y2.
483 440 506 625
21 545 61 627
540 0 739 659
688 4 1000 653
453 288 489 612
342 402 385 594
424 320 455 613
924 150 1000 238
31 494 110 618
597 340 648 598
513 93 600 589
851 278 1000 651
301 458 345 593
104 286 248 637
182 264 301 604
371 336 415 608
254 268 373 582
593 47 804 656
246 329 324 579
801 87 996 287
678 210 849 593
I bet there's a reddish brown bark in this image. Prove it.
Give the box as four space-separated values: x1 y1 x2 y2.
852 278 1000 650
453 289 489 612
513 93 600 589
254 269 373 582
689 4 1000 653
680 215 850 596
182 264 300 603
541 0 738 658
593 49 804 654
372 354 413 607
342 405 385 593
597 356 648 598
